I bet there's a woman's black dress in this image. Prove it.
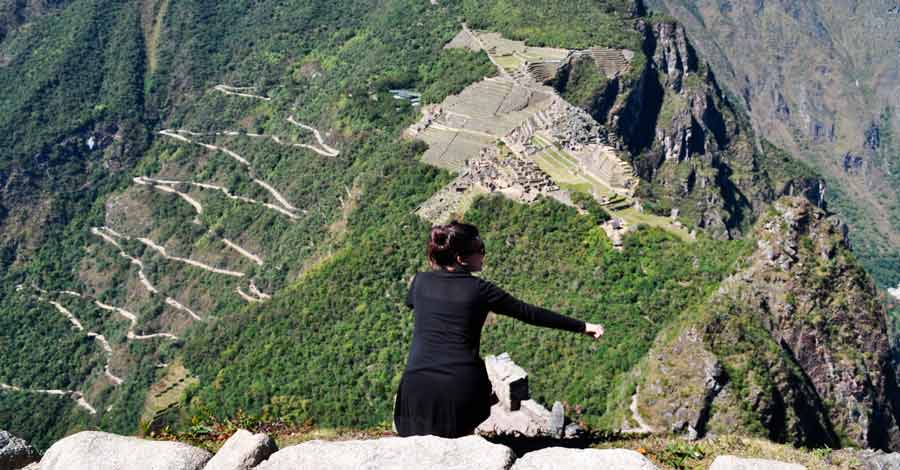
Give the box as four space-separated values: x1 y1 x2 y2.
394 269 585 438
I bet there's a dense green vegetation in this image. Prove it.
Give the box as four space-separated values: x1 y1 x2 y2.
184 189 751 430
0 0 496 448
459 0 641 50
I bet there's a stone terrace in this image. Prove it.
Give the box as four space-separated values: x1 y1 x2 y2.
408 77 554 170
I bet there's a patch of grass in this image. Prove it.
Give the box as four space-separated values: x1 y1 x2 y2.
494 54 523 70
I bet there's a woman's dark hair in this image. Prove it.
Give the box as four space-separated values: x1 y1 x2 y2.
427 221 484 268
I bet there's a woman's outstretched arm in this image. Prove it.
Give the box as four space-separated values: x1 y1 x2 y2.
479 279 603 338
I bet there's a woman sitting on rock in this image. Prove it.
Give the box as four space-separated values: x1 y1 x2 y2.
394 221 605 438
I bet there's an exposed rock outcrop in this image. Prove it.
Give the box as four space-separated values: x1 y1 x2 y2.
646 0 900 283
39 431 211 470
624 197 900 450
254 435 514 470
0 431 39 470
510 448 659 470
202 429 277 470
855 449 900 470
556 19 824 239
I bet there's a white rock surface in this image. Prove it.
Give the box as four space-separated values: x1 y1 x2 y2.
856 449 900 469
254 435 514 470
39 431 211 470
203 429 276 470
709 456 806 470
511 447 659 470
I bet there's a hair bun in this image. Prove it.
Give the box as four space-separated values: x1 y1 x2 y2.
426 221 481 269
431 226 449 249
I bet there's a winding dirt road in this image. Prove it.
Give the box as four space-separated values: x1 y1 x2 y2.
91 227 203 321
32 294 124 386
623 388 656 434
286 116 341 157
213 84 271 101
222 239 264 266
136 237 246 278
135 176 300 219
0 383 97 415
158 130 301 214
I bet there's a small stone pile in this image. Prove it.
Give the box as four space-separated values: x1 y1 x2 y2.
601 217 630 251
476 353 582 439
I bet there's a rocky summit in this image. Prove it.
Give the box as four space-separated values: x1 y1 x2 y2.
625 197 900 449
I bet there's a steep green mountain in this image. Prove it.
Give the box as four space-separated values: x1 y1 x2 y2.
0 0 896 455
617 197 900 449
643 0 900 290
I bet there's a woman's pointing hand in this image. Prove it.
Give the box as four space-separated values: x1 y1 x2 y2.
584 323 604 340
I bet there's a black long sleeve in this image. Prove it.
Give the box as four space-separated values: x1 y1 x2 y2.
478 279 585 333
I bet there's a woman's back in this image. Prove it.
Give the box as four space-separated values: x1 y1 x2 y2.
404 270 489 373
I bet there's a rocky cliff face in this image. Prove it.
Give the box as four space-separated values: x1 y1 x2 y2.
644 0 900 286
627 196 900 450
557 19 823 239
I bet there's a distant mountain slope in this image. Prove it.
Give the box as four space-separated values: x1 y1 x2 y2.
644 0 900 288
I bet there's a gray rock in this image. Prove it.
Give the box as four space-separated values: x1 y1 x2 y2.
563 423 583 439
203 429 276 470
0 431 39 470
550 402 565 438
856 450 900 470
485 353 529 411
511 448 659 470
709 456 806 470
254 435 513 470
39 431 211 470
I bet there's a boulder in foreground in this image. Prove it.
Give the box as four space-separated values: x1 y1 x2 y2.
39 431 211 470
709 455 806 470
203 429 277 470
254 435 514 470
511 447 659 470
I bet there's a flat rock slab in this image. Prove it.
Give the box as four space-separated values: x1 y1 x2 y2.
511 448 659 470
855 450 900 470
254 435 514 470
204 429 277 470
39 431 211 470
0 430 40 470
710 456 806 470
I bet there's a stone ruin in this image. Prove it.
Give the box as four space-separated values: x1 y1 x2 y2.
476 353 583 439
468 147 560 202
601 217 630 251
416 146 560 223
504 98 638 197
505 98 600 153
